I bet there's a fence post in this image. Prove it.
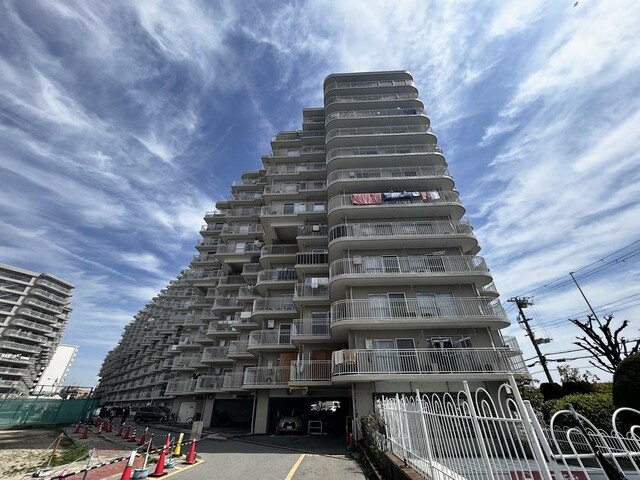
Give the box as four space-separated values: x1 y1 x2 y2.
415 389 435 479
524 400 565 480
395 394 408 464
462 381 496 480
507 375 554 480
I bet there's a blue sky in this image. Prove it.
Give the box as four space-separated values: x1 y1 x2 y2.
1 0 639 386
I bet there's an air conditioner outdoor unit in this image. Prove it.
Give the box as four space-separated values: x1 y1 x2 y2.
353 256 362 265
312 225 320 232
240 311 251 319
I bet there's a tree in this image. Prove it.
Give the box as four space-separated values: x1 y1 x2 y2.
570 314 640 374
612 352 640 410
557 364 599 384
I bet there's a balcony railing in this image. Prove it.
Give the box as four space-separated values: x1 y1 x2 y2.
225 207 262 218
260 203 327 216
271 146 325 157
261 245 298 256
230 192 264 202
331 297 507 323
248 330 294 348
294 284 329 300
223 372 245 389
329 220 473 242
480 281 499 296
290 360 332 382
257 269 298 284
201 346 230 362
324 78 415 94
326 108 427 123
166 379 196 395
35 279 72 296
0 341 40 353
243 366 290 386
327 164 450 185
327 143 441 161
195 375 223 391
215 244 262 255
325 92 419 107
11 318 54 334
292 316 331 338
328 191 461 212
228 340 250 356
263 182 327 195
0 366 30 376
266 163 326 176
23 298 63 314
298 224 328 237
3 329 48 343
217 275 247 288
16 308 59 324
238 286 260 300
331 348 524 377
329 255 488 278
296 251 328 266
31 288 68 304
252 298 296 314
221 225 264 235
241 263 262 276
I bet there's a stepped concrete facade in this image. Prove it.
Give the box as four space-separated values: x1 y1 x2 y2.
96 71 527 434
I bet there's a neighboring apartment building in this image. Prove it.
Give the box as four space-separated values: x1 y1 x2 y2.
34 344 79 394
0 263 74 396
96 71 526 434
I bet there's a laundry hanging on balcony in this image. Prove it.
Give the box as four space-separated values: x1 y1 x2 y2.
382 191 413 201
351 193 382 205
420 191 441 201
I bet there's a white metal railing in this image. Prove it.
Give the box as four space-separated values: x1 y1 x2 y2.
271 146 325 156
165 379 196 394
0 366 30 376
292 316 331 337
35 279 72 295
221 224 264 235
23 298 63 313
215 244 262 255
252 298 296 313
263 182 326 195
201 346 230 361
243 366 290 386
228 340 250 355
266 163 326 176
230 192 264 202
257 269 298 283
325 92 419 107
3 329 48 343
195 375 223 391
290 360 332 382
332 348 523 376
16 308 59 324
326 124 434 142
241 263 262 275
271 132 299 142
260 203 327 216
222 372 244 389
326 108 427 123
261 244 298 256
298 224 328 237
327 164 450 185
294 284 330 299
0 341 40 353
324 78 415 94
328 191 461 212
183 270 221 280
225 207 262 218
327 143 441 161
172 355 200 368
330 255 488 278
31 288 68 304
303 115 324 123
248 330 293 347
237 286 259 299
217 275 246 287
11 318 54 333
480 281 499 295
329 219 473 242
296 251 328 265
200 224 224 232
331 297 507 323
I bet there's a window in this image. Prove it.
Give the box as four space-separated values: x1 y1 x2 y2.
313 202 326 212
369 294 390 318
416 292 456 317
283 203 295 214
279 324 292 344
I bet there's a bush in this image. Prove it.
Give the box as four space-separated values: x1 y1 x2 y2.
562 381 596 395
548 393 615 431
612 353 640 410
540 382 564 401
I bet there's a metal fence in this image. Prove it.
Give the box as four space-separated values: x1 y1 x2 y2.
0 394 98 428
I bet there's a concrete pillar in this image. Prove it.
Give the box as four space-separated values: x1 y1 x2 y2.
253 390 270 434
202 396 214 427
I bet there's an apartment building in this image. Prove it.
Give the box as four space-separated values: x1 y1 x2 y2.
0 263 74 396
96 70 526 434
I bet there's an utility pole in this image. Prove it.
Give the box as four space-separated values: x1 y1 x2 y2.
569 272 603 327
508 297 554 384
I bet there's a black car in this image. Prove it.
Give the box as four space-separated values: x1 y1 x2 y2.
133 406 168 424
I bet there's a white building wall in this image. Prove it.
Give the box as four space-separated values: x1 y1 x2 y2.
35 344 78 394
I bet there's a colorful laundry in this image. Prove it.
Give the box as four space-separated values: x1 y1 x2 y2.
351 193 382 205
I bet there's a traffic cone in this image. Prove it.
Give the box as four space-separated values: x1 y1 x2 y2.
164 433 171 449
119 450 136 480
128 428 137 443
123 425 131 440
150 444 168 477
138 428 148 446
81 426 89 439
148 433 155 450
173 433 184 456
116 424 123 436
73 422 81 434
183 439 197 465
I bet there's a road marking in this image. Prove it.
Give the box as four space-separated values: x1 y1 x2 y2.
284 454 306 480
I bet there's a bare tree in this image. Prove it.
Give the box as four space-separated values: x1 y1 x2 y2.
570 314 640 374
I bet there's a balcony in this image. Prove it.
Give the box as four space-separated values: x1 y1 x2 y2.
251 298 298 321
243 366 290 389
195 375 224 392
292 315 331 343
3 329 48 343
11 318 54 334
325 93 422 116
165 379 196 395
30 288 68 304
35 279 72 296
331 348 526 382
329 255 492 294
330 297 508 337
326 164 453 197
191 254 218 266
211 296 243 314
227 340 254 359
231 311 258 330
259 245 298 268
222 372 245 391
269 146 325 159
480 281 500 298
350 187 461 211
0 366 29 377
260 202 327 219
0 353 32 365
171 355 202 371
289 360 332 385
326 143 443 171
247 330 296 352
220 224 264 239
23 298 63 314
201 346 233 363
295 251 328 274
297 225 328 248
328 220 478 256
256 269 298 295
16 308 59 324
176 336 200 349
294 284 330 304
241 263 262 279
325 108 429 130
215 243 262 260
324 78 416 95
225 207 261 220
216 275 247 293
263 182 327 200
0 341 41 354
266 162 326 180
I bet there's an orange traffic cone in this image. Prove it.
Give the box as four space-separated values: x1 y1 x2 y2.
73 422 81 434
183 439 197 465
123 425 131 440
128 429 137 443
138 428 148 446
81 426 89 439
150 444 168 477
119 450 137 480
164 433 171 449
116 424 124 436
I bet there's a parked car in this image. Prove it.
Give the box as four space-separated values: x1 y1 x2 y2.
278 416 302 434
133 406 168 424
